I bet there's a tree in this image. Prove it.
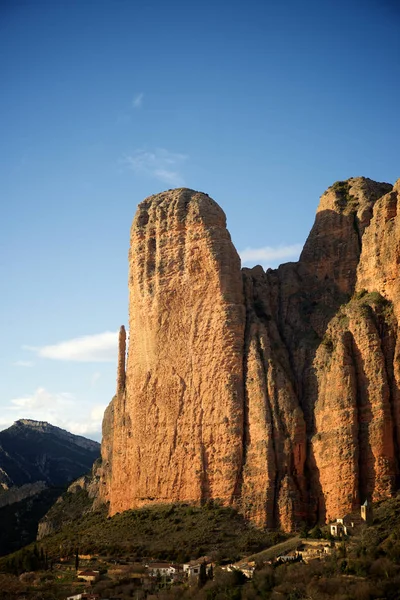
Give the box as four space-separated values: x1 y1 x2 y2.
198 561 208 588
309 526 323 539
75 548 79 572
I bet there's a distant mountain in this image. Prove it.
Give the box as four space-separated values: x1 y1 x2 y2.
0 419 100 556
0 419 100 489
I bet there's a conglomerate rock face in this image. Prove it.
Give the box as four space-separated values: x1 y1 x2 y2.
100 178 400 530
102 189 246 514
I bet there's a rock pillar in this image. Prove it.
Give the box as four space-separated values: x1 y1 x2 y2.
117 325 126 395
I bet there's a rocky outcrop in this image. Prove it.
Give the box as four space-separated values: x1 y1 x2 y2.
117 325 126 395
101 178 400 530
37 459 103 541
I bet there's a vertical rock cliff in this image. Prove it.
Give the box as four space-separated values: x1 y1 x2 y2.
102 189 245 514
101 177 400 530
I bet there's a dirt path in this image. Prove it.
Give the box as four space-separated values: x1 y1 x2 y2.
234 535 302 565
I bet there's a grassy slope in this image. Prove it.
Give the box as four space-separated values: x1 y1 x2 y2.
48 501 283 562
0 492 285 570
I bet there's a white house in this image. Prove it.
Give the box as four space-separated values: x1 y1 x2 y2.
147 562 182 578
183 558 212 578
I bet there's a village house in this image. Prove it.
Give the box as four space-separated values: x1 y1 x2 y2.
330 501 371 537
183 557 212 578
300 544 331 563
147 562 182 579
76 569 100 583
275 552 302 565
183 562 201 577
330 515 362 537
229 562 256 578
330 521 346 537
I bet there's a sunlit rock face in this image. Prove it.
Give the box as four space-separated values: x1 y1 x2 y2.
102 189 246 515
101 178 400 531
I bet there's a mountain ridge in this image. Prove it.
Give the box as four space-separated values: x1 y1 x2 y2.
0 419 100 489
0 419 100 556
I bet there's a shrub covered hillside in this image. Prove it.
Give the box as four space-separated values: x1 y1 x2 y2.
0 494 284 569
3 494 400 598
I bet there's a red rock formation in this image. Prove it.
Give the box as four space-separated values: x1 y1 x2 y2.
101 177 400 530
103 189 246 515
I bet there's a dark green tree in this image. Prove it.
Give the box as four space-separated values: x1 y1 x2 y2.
75 548 79 572
309 526 323 539
198 561 208 588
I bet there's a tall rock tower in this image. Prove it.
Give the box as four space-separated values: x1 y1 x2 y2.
102 188 246 515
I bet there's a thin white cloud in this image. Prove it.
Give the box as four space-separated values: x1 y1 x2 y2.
12 360 34 367
123 148 187 187
64 404 107 437
132 93 144 108
24 331 119 363
90 404 106 422
9 387 74 411
0 388 105 439
240 244 303 269
91 371 101 387
154 169 183 186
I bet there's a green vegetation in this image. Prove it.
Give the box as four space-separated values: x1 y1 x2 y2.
330 290 395 334
352 289 395 324
331 180 358 213
39 487 95 535
146 493 400 599
4 493 400 598
0 498 284 571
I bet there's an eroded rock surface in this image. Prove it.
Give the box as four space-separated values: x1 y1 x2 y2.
103 189 245 514
101 178 400 530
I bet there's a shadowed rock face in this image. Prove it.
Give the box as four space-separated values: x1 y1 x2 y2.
101 178 400 530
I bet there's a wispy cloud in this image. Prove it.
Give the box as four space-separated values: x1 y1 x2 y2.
63 404 107 438
132 92 144 108
123 148 187 187
24 331 119 363
240 244 303 269
9 387 74 411
91 371 101 387
0 387 106 439
12 360 34 367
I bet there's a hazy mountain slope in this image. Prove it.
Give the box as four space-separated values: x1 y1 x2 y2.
0 419 100 488
0 420 100 556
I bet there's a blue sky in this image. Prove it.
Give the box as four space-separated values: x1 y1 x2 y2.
1 0 399 440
